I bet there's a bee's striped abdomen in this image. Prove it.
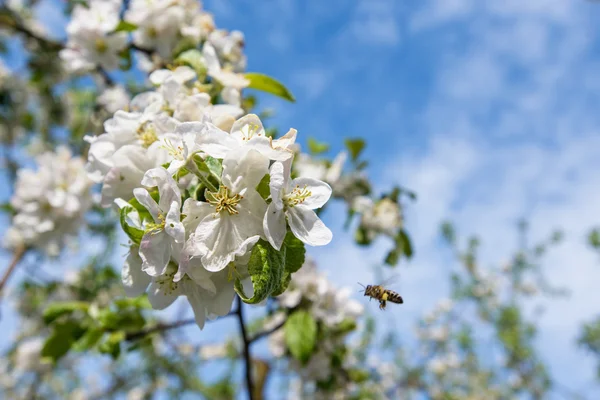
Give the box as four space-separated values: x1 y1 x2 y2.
385 290 404 304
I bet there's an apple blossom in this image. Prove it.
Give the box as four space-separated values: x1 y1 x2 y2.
264 161 333 249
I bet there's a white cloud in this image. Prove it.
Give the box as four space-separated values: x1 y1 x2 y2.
345 0 401 46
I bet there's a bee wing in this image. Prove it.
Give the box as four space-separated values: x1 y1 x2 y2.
378 274 400 288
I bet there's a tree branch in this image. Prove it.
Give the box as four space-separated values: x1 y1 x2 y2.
125 318 196 341
236 297 255 400
249 318 286 344
0 9 62 51
0 245 26 296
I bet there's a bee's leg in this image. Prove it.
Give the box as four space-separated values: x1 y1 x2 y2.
379 300 386 310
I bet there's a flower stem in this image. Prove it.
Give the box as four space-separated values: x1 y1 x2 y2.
236 297 255 400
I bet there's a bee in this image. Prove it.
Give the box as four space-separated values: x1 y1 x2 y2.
358 280 404 310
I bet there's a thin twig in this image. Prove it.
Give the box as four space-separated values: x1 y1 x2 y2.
249 319 286 344
0 9 62 51
125 318 196 341
0 245 26 296
125 309 237 341
236 297 255 400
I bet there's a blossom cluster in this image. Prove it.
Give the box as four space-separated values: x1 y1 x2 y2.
270 260 363 382
4 147 93 256
85 61 332 326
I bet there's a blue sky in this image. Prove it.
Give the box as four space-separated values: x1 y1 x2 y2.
3 0 600 397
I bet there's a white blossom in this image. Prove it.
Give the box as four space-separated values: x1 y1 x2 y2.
5 147 93 256
186 148 268 272
264 161 332 249
98 85 131 114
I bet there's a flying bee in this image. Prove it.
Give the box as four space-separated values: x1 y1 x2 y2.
358 280 404 310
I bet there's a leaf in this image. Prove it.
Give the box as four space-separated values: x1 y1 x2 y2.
271 233 306 297
355 226 372 246
120 205 145 245
344 138 366 161
256 174 271 200
73 327 104 351
397 229 413 258
284 310 317 365
98 331 125 359
175 49 206 77
114 20 137 32
193 154 222 183
43 301 89 324
244 72 295 102
307 137 329 155
42 321 86 363
234 240 284 304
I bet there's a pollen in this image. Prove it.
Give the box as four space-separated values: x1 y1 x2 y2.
206 186 243 216
95 38 108 54
137 123 159 148
160 138 185 160
283 184 312 207
240 123 262 141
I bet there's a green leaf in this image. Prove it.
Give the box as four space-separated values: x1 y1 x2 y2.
0 202 14 213
234 239 284 304
175 49 206 77
271 233 306 296
284 310 317 364
42 321 86 363
73 327 105 351
307 137 329 155
256 174 271 200
345 138 366 161
244 72 295 102
348 368 370 383
43 301 89 324
114 20 137 32
385 229 413 265
384 249 400 266
120 206 145 245
397 229 413 258
355 226 372 246
98 331 125 359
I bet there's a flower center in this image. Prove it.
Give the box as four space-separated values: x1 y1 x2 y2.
146 213 166 233
161 138 185 161
95 38 108 54
283 184 312 208
137 123 159 148
240 123 262 141
157 263 179 295
206 186 243 215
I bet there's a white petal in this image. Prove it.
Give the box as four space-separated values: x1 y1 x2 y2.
196 123 239 158
147 280 179 310
182 280 206 329
185 262 217 294
182 199 214 232
269 161 287 206
273 128 297 150
222 148 269 191
207 283 235 317
195 214 261 272
141 167 181 214
263 202 286 250
289 177 332 210
247 136 293 161
133 188 160 222
165 201 184 243
287 206 332 246
122 247 151 297
139 232 171 276
230 114 265 140
325 151 347 183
